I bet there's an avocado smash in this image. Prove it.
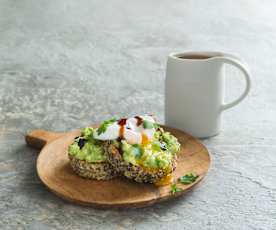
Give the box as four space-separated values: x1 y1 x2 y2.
68 127 107 163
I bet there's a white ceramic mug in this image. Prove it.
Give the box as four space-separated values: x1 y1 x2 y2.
165 51 251 138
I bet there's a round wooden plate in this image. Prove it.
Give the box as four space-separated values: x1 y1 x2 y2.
25 126 211 208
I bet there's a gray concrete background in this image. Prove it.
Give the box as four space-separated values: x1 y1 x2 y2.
0 0 276 229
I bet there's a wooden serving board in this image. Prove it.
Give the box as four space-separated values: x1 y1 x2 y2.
25 126 210 208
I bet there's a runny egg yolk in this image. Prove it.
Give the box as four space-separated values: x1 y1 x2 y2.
154 174 174 186
141 133 150 147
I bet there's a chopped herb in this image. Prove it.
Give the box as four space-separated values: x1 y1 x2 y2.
143 120 154 129
97 118 116 135
153 123 160 129
170 183 183 194
132 144 142 159
143 120 159 129
178 173 199 184
152 141 161 151
152 141 167 151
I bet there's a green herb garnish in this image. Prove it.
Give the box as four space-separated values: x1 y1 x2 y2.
143 120 159 129
178 173 199 184
97 118 116 135
170 183 183 194
132 144 142 159
153 123 160 129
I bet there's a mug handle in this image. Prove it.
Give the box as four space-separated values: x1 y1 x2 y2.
216 55 251 111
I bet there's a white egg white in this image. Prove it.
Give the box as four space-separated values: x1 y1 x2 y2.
94 115 157 145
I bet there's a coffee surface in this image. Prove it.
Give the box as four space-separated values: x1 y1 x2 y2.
178 54 212 59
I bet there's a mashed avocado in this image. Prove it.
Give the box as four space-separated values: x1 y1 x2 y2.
68 127 106 163
121 130 180 170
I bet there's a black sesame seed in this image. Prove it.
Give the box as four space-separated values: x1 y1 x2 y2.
160 142 167 150
78 138 86 149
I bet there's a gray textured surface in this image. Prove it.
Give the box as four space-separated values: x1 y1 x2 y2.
0 0 276 229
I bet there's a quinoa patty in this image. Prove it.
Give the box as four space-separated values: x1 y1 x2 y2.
69 154 118 180
104 142 177 183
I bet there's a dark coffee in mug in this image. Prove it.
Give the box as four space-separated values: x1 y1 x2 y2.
178 54 213 60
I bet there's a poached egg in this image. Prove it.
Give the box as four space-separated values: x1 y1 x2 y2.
93 115 156 145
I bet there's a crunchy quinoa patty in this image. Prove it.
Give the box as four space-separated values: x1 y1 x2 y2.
104 142 177 183
69 155 118 180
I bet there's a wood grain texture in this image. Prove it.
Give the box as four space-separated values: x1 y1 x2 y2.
25 129 65 149
26 126 211 208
